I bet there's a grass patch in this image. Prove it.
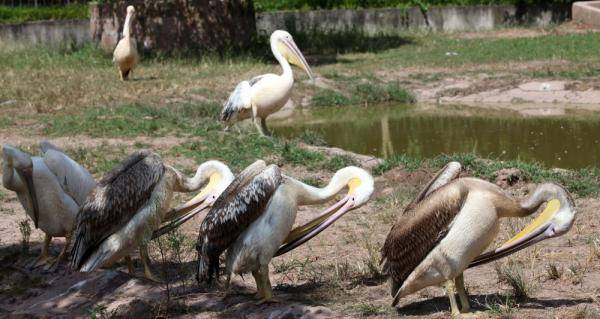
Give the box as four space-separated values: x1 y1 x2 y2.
323 154 356 171
43 102 221 137
495 259 534 300
312 82 415 107
0 4 88 24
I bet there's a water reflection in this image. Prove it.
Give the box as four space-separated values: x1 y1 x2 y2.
272 107 600 169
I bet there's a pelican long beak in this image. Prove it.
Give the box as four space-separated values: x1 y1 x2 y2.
275 195 354 256
282 38 314 81
469 199 561 268
16 168 40 229
151 193 213 240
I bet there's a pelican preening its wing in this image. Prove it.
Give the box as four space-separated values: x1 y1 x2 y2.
382 173 575 316
1 142 96 270
221 30 314 136
195 160 374 303
113 5 139 80
70 150 233 280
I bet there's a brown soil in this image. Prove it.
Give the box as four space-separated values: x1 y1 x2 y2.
1 148 598 318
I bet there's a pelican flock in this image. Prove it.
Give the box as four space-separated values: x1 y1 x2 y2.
381 164 576 315
2 142 96 269
113 5 139 81
0 5 584 314
195 160 374 303
221 30 314 136
70 151 233 280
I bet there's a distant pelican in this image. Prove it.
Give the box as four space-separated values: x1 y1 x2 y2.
381 174 575 315
195 160 374 303
221 30 314 136
71 151 233 280
113 5 139 80
2 141 96 270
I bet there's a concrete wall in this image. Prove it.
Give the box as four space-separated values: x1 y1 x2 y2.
256 4 570 35
0 4 571 48
0 19 89 46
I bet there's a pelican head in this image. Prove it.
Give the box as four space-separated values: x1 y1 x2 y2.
277 166 374 255
471 182 576 267
271 30 314 80
126 5 135 16
152 160 234 239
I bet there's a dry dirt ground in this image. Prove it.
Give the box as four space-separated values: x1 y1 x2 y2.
0 139 598 318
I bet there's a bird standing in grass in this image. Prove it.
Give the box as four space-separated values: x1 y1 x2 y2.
381 163 576 316
2 141 96 270
71 151 234 280
113 5 139 81
220 30 314 136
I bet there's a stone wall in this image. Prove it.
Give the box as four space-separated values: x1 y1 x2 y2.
0 19 89 47
256 4 571 35
572 1 600 28
90 0 256 52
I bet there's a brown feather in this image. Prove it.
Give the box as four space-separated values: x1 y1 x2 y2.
195 160 282 283
71 150 164 270
381 181 468 293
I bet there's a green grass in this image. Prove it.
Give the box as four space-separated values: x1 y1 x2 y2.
43 102 221 137
312 82 415 107
374 152 600 196
0 4 89 24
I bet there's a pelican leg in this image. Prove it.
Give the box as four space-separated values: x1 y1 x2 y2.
252 269 264 299
28 234 52 269
220 272 232 297
44 233 71 271
255 264 277 305
140 246 161 282
119 70 124 81
260 118 271 136
455 273 471 313
445 279 461 317
125 255 135 275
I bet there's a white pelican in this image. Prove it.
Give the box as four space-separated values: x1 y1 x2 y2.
221 30 314 136
70 151 234 280
195 160 374 303
2 141 96 269
381 171 576 316
113 5 139 81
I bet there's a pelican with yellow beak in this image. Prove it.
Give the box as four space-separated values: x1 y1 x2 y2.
221 30 314 136
381 169 576 316
195 160 374 303
71 151 234 280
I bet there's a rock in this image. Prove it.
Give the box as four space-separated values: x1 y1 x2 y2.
0 100 16 107
495 168 521 188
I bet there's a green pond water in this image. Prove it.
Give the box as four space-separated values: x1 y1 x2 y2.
272 105 600 169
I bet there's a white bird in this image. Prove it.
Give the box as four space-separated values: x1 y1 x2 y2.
195 160 374 303
381 163 576 316
113 5 139 81
221 30 314 136
2 141 96 269
70 151 234 280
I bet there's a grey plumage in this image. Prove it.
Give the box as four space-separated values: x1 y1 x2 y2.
71 150 164 270
196 160 282 283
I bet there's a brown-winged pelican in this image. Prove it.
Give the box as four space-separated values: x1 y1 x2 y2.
221 30 314 136
2 141 96 269
195 160 374 303
70 151 234 280
113 5 139 81
381 173 576 315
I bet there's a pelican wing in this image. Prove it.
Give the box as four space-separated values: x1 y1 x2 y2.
403 161 463 213
41 144 96 206
381 182 467 297
196 160 282 282
220 75 265 123
70 150 164 270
